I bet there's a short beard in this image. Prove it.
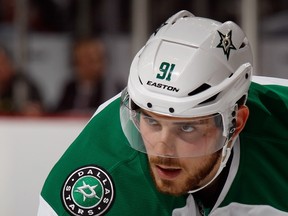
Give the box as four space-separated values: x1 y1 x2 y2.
148 151 222 196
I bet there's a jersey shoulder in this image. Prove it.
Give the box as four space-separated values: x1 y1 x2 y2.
244 80 288 140
223 80 288 211
40 94 186 215
40 95 135 214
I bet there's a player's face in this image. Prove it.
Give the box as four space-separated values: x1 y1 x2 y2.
139 111 223 195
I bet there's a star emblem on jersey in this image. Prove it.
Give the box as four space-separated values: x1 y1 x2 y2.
62 166 115 216
216 30 236 60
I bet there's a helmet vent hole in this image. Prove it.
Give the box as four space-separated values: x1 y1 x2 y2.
188 83 211 96
198 93 220 105
239 38 249 49
147 103 152 108
239 42 246 49
169 108 174 113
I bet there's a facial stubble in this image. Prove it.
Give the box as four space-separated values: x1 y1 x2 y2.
148 151 222 196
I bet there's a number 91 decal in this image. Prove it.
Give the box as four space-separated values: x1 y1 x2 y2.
156 62 175 81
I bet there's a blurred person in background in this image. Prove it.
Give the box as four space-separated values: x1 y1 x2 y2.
0 45 43 116
55 37 106 116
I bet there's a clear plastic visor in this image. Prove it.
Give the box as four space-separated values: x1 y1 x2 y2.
120 93 228 158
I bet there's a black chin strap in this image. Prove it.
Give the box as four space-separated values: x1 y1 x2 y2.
194 150 234 213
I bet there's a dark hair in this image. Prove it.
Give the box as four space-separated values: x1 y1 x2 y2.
236 95 247 107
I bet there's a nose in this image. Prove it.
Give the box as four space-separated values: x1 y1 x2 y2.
153 128 177 157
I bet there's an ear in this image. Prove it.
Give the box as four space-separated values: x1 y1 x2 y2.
233 105 249 138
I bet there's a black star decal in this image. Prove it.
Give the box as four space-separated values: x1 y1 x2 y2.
216 30 236 60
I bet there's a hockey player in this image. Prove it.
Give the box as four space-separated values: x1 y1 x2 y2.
38 10 288 215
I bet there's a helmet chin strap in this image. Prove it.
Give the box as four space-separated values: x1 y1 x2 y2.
188 137 234 194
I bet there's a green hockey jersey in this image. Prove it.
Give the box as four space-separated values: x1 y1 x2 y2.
38 79 288 216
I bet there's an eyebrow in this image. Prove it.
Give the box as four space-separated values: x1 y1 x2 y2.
141 111 208 125
173 120 207 126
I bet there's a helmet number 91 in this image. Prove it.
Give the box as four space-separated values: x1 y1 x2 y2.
156 62 175 81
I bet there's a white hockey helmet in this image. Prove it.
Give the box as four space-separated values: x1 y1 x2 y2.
120 10 253 158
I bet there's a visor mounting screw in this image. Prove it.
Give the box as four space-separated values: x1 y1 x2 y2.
169 107 174 113
147 103 152 108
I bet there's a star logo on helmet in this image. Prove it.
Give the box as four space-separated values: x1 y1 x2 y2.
216 30 236 60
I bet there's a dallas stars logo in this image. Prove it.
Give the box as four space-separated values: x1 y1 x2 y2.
216 30 236 60
75 179 101 202
62 166 114 216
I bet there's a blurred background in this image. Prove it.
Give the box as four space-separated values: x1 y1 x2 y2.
0 0 287 214
0 0 287 116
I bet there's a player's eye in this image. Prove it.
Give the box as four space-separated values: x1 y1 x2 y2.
180 125 195 133
144 116 158 126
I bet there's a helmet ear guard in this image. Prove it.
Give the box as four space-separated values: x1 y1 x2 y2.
227 104 238 140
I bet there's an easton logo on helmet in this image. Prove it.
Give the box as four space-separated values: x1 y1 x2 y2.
62 166 114 216
147 80 180 92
